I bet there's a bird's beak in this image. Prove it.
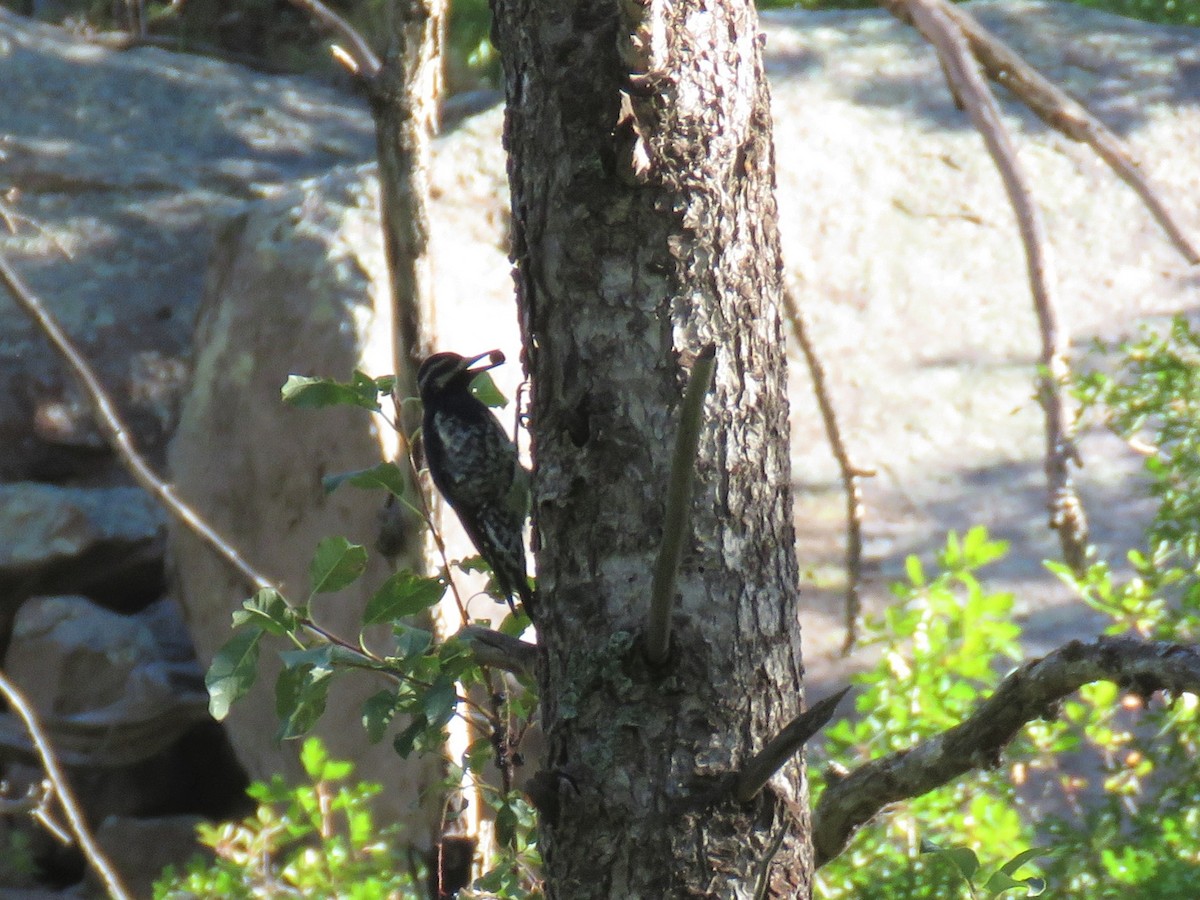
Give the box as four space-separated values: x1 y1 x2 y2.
462 350 505 374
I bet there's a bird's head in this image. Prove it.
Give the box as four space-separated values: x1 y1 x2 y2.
417 350 505 401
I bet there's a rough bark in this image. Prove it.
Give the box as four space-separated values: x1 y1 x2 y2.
492 0 811 895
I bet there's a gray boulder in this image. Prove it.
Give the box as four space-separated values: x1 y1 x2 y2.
167 165 446 841
0 483 167 649
0 6 375 482
2 595 209 768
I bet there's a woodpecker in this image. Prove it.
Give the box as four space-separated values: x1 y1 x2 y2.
417 350 532 613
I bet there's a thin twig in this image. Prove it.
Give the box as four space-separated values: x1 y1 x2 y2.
0 672 133 900
781 286 874 653
735 686 850 803
812 636 1200 867
904 0 1088 572
645 343 717 666
0 252 274 592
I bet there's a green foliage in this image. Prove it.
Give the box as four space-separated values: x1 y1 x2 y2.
153 738 424 899
1075 316 1200 562
920 840 1048 899
192 367 541 897
819 317 1200 898
816 528 1038 900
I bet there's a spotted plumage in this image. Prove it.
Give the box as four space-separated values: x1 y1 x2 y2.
417 351 531 612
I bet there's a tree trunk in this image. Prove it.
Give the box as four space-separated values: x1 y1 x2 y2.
369 0 444 413
492 0 812 895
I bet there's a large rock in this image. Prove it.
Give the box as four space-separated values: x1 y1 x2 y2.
166 166 447 840
761 2 1200 662
0 7 375 482
0 483 167 645
2 595 209 767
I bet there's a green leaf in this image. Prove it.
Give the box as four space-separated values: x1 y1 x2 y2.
309 536 369 594
206 628 264 720
392 716 430 758
393 625 434 662
362 689 398 744
905 554 925 587
364 571 445 624
275 647 338 741
299 735 328 778
921 839 980 882
469 370 508 408
499 608 532 637
997 847 1051 878
281 372 381 411
422 677 459 728
323 462 410 497
233 588 298 637
299 735 352 780
985 871 1045 897
495 797 519 848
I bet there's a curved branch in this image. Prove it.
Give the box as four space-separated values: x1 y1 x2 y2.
904 0 1088 573
812 636 1200 867
645 343 717 666
0 671 133 900
941 2 1200 266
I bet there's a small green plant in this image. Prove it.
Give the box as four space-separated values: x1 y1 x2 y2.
818 316 1200 898
815 527 1047 900
919 841 1048 899
1075 315 1200 563
153 738 424 899
199 368 542 897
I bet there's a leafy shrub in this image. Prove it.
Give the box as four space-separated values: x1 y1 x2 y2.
153 738 424 899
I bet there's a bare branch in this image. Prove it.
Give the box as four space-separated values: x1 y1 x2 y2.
878 0 1200 265
645 343 718 666
943 4 1200 266
735 686 850 804
283 0 381 78
0 252 274 593
457 625 540 676
0 671 133 900
903 0 1088 572
812 636 1200 867
781 286 874 653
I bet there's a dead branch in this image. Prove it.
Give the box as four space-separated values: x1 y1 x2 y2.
0 671 133 900
878 0 1200 266
781 286 873 653
903 0 1088 573
945 3 1200 265
735 686 850 803
0 253 274 593
812 635 1200 867
284 0 381 78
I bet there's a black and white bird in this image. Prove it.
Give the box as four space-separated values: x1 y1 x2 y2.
417 350 532 613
